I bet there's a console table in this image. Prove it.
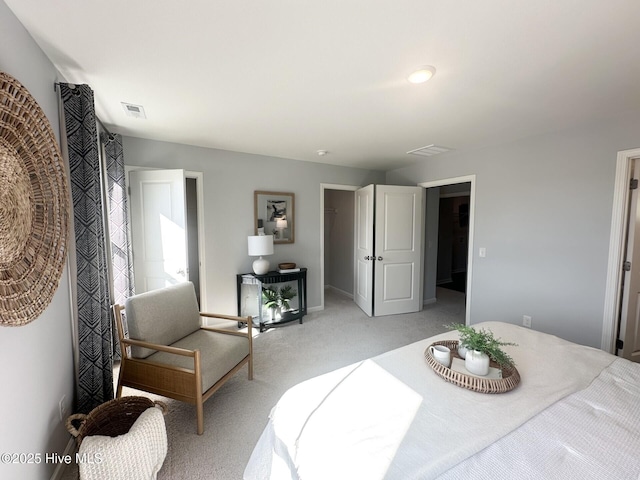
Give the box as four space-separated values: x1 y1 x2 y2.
236 268 307 332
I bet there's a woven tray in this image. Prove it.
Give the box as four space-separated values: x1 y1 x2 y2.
425 340 520 394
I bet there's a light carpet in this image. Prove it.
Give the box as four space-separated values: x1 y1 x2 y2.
61 287 464 480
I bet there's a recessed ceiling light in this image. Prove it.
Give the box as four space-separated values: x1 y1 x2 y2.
408 66 436 84
317 150 329 156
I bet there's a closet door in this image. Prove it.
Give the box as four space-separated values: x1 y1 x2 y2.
354 185 424 316
354 185 375 316
374 185 424 316
129 169 188 293
618 159 640 362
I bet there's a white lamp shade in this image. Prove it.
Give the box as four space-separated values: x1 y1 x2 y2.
248 235 274 256
276 218 288 229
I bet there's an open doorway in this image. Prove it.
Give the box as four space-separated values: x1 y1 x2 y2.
604 149 640 359
436 187 470 294
125 167 206 309
185 177 201 306
320 184 358 310
420 176 476 325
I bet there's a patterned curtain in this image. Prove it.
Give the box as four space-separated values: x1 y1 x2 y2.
60 84 114 413
101 132 135 361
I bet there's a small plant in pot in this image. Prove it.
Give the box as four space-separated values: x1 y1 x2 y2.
262 285 297 320
446 323 517 375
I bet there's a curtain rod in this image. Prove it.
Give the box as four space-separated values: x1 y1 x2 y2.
53 81 80 92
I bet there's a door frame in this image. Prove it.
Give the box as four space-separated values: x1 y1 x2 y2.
319 183 360 310
602 148 640 353
418 175 476 325
125 166 207 310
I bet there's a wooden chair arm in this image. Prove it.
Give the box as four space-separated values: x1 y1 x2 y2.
200 325 250 337
200 312 250 322
200 312 252 338
121 338 197 357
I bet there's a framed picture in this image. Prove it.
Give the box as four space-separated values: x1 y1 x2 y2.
254 191 295 243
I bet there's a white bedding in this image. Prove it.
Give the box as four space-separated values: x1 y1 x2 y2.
244 322 637 480
438 357 640 479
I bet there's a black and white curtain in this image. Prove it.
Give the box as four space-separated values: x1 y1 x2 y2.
101 132 135 360
60 84 114 413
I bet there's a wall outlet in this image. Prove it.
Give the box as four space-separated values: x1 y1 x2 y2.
522 315 532 328
59 395 67 421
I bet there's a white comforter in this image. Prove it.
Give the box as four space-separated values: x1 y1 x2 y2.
244 322 638 479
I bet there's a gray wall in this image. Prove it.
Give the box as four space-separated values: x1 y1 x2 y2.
387 111 640 349
324 189 355 295
0 1 75 479
122 136 384 314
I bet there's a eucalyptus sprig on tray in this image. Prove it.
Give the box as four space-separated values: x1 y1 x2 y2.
446 323 518 368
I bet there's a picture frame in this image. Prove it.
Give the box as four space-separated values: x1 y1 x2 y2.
254 191 295 244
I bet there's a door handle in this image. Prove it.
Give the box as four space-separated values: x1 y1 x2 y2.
377 256 383 261
364 256 376 261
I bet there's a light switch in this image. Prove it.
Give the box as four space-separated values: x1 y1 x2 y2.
479 247 486 258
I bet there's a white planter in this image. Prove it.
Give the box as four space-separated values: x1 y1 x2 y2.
465 350 490 376
458 344 468 359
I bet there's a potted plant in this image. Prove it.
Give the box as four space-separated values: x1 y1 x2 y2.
262 285 297 321
446 323 517 375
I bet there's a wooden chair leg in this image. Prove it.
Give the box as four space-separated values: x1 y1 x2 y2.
116 363 124 398
196 397 204 435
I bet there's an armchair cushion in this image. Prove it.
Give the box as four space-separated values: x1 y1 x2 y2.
146 329 250 392
125 282 201 359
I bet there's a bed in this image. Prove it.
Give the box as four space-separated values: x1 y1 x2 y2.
244 321 640 479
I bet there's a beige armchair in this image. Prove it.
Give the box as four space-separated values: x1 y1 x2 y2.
113 282 253 434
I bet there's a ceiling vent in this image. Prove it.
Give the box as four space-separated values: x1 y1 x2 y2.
121 102 146 119
406 144 451 157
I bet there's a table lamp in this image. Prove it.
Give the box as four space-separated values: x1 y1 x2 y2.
248 235 274 274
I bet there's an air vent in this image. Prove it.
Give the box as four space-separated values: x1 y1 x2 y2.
406 144 451 157
121 102 146 119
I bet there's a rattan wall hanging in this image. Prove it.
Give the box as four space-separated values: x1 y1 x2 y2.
0 72 69 326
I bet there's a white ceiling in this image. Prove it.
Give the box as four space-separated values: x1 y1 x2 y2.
6 0 640 171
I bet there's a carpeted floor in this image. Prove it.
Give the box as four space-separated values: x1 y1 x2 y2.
61 287 464 480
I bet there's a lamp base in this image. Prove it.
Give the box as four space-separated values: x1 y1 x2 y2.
252 256 270 275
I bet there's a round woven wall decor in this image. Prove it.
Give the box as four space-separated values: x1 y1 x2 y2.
0 72 69 326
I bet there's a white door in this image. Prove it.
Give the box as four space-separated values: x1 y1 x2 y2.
374 185 424 316
354 184 424 316
129 169 188 293
618 159 640 362
354 185 375 316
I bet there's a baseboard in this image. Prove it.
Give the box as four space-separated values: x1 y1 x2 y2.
436 278 453 285
50 437 76 480
308 305 323 313
325 285 354 299
423 297 437 305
